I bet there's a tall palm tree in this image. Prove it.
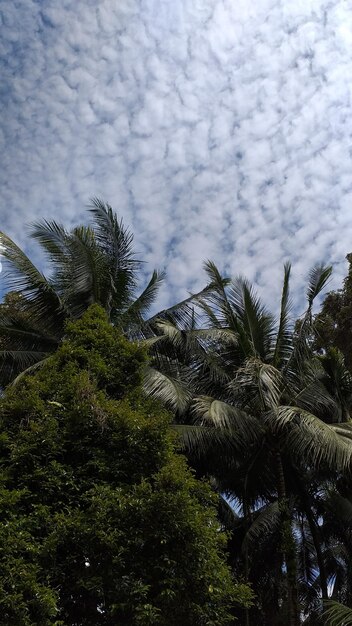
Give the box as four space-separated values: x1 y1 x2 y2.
163 261 352 625
0 199 220 389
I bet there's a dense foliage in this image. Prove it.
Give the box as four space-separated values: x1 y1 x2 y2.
314 253 352 369
162 262 352 626
0 305 251 625
4 202 352 625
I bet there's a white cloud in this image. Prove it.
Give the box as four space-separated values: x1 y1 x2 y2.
1 0 352 313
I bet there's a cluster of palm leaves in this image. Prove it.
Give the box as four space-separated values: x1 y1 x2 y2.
0 199 218 389
2 201 352 625
156 263 352 626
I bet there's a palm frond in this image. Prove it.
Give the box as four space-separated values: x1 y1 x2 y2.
319 349 352 422
173 423 240 458
0 232 65 332
142 364 192 412
62 226 105 316
266 406 352 470
0 321 58 344
232 359 283 410
294 380 337 416
331 422 352 442
322 600 352 625
0 349 49 386
306 264 332 309
89 198 139 313
120 269 166 332
89 198 136 271
191 396 262 454
193 395 255 427
242 501 280 552
203 260 231 290
197 297 223 328
147 279 224 330
30 219 70 266
200 266 239 332
272 262 293 367
9 358 49 386
152 321 237 355
228 277 276 359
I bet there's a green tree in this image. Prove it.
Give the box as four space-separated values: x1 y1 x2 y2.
314 253 352 372
0 305 252 625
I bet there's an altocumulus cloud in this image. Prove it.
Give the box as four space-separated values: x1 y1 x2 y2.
1 0 352 310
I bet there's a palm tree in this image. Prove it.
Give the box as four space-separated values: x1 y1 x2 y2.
164 261 352 625
0 199 220 389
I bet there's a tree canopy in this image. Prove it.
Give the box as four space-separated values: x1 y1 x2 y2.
3 202 352 625
0 305 252 625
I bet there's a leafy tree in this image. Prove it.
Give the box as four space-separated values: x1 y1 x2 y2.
314 253 352 372
0 305 252 625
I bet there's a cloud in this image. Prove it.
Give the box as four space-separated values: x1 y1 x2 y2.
1 0 352 314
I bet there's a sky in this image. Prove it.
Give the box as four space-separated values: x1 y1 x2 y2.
1 0 352 314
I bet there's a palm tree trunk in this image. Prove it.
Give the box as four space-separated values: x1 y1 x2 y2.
275 451 299 626
346 546 352 607
243 493 251 626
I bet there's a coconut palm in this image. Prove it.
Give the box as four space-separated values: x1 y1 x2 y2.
162 261 352 625
0 199 220 389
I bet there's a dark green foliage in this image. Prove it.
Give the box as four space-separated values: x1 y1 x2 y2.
169 262 352 625
314 253 352 371
0 305 250 625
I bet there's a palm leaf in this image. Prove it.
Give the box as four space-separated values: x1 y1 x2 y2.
30 219 71 266
191 396 262 454
122 269 166 329
89 197 136 270
242 501 280 552
306 264 332 309
232 359 283 410
147 279 224 330
228 277 275 359
173 423 240 458
62 226 104 316
200 264 239 332
89 198 139 313
294 380 337 416
203 260 231 290
0 349 49 385
142 364 192 412
266 406 352 470
9 358 49 386
331 422 352 442
0 232 65 332
272 262 293 367
322 600 352 625
325 492 352 526
151 321 237 358
286 264 332 378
